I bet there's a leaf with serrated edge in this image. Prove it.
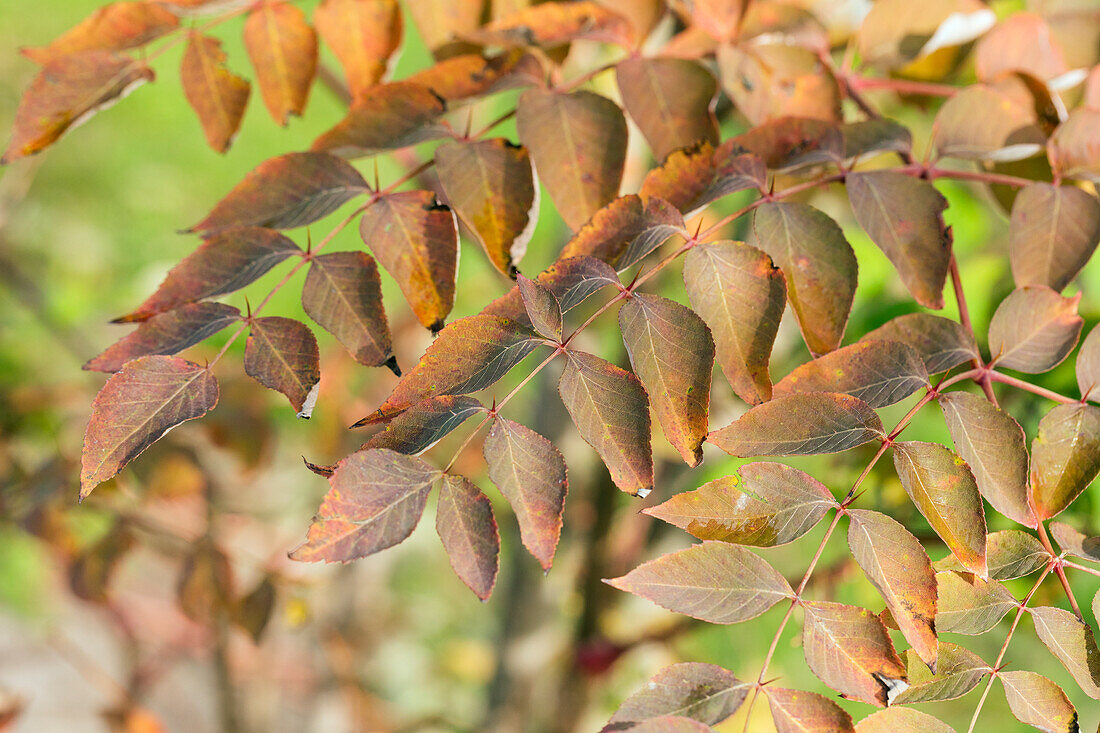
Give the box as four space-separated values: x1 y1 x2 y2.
1030 403 1100 520
310 81 448 157
302 251 393 368
615 56 718 161
608 662 747 728
1011 183 1100 293
314 0 401 101
361 395 483 454
893 643 990 705
1000 671 1079 733
847 171 950 309
774 341 929 409
85 303 240 373
290 449 439 562
893 441 987 577
605 542 791 624
939 390 1034 527
847 509 938 668
1031 606 1100 699
645 462 834 547
765 687 854 733
243 317 320 418
753 202 856 356
801 601 906 707
1077 326 1100 402
862 313 979 375
516 274 562 341
855 708 955 733
188 152 368 232
436 474 499 600
709 392 884 458
558 350 653 496
988 286 1083 373
359 190 458 330
180 32 250 153
935 571 1016 634
483 416 567 571
80 356 218 498
936 530 1049 580
243 1 317 125
619 294 714 466
683 241 785 405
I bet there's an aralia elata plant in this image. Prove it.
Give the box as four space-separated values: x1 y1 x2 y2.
6 0 1100 730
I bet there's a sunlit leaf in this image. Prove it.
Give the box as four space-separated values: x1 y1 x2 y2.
975 13 1068 83
709 392 884 458
302 251 393 369
646 462 834 546
933 85 1045 162
1030 606 1100 699
359 190 458 330
558 350 653 496
1000 671 1079 733
858 0 995 69
517 88 628 230
559 195 684 271
361 395 484 453
935 530 1049 580
404 0 482 56
1010 183 1100 293
436 474 499 599
801 601 906 707
893 441 987 577
314 0 401 101
855 708 955 733
483 416 568 571
1049 108 1100 183
893 642 989 704
244 0 317 125
86 302 240 373
847 171 951 309
80 356 218 499
729 117 841 171
683 241 785 405
753 202 856 356
469 1 631 47
516 274 561 340
624 717 714 732
989 286 1082 373
406 50 526 102
667 0 743 42
605 542 792 623
847 509 938 668
607 662 748 728
311 81 448 156
435 138 537 277
717 44 840 126
774 341 929 409
22 2 180 64
484 256 620 327
290 449 440 562
935 570 1015 634
616 57 719 160
861 314 979 375
765 687 854 733
939 390 1034 527
1029 402 1100 520
639 142 766 215
1077 326 1100 402
180 32 250 153
1051 522 1100 564
243 316 321 418
188 152 369 232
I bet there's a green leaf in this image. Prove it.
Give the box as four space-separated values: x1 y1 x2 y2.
1010 183 1100 292
773 341 929 408
801 601 906 707
1029 403 1100 520
988 286 1082 373
436 474 499 600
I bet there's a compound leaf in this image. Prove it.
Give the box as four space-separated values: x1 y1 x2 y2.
180 32 250 153
314 0 402 101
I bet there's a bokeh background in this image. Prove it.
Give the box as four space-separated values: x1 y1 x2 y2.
2 1 1100 731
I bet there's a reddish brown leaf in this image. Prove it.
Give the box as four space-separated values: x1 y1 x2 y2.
619 294 714 466
861 314 979 375
302 251 393 368
977 13 1067 82
935 530 1049 580
1031 606 1100 699
361 395 484 453
801 601 906 707
717 44 840 126
516 274 561 340
774 341 929 409
117 227 300 322
841 119 913 161
738 2 829 50
469 1 631 47
847 509 938 668
847 171 951 309
436 474 499 599
933 85 1045 162
728 117 841 171
177 541 234 624
188 152 369 233
311 81 448 156
668 0 743 42
180 32 250 153
243 316 321 418
363 314 540 424
1029 403 1100 520
290 449 440 562
1000 671 1079 733
709 392 884 458
1050 109 1100 183
558 350 653 496
1052 522 1100 564
314 0 401 101
645 462 834 546
893 441 987 577
608 663 748 728
516 88 628 230
939 390 1034 527
559 195 684 270
616 57 718 161
435 138 537 277
753 202 856 356
484 256 620 327
683 241 784 405
405 50 525 103
605 542 792 623
359 190 458 330
1010 183 1100 292
893 642 990 704
855 708 955 733
2 51 154 164
1077 326 1100 402
989 286 1083 373
23 2 179 64
483 416 567 571
243 1 317 125
935 570 1016 634
85 302 241 373
80 356 218 499
765 687 854 733
638 142 715 213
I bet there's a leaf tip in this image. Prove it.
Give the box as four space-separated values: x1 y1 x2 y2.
384 354 401 377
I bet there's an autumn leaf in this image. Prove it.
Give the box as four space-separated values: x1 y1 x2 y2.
668 0 743 42
717 44 840 125
730 117 841 171
855 708 956 733
468 1 631 47
85 302 241 373
1029 402 1100 520
1049 108 1100 183
861 314 979 375
243 0 317 125
645 462 835 546
80 356 218 499
801 601 906 707
290 449 440 562
301 251 394 369
1051 522 1100 564
933 85 1045 162
616 57 719 161
935 530 1049 580
1077 325 1100 401
180 32 251 153
1010 183 1100 293
233 575 276 642
607 663 748 729
243 316 321 418
436 474 499 599
935 570 1016 634
559 195 685 270
842 119 913 161
1000 671 1079 733
361 396 484 454
188 152 369 233
314 0 402 101
558 350 653 496
893 642 990 704
516 274 561 340
773 341 929 408
765 687 854 733
858 0 994 69
23 1 179 64
403 0 481 55
483 416 568 571
1030 606 1100 699
605 542 792 623
406 50 525 102
177 541 233 624
311 81 448 157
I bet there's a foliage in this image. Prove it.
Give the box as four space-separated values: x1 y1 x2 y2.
5 0 1100 730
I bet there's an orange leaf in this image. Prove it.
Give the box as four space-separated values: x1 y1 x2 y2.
22 1 179 64
314 0 402 101
243 316 321 417
243 0 318 125
180 32 251 153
